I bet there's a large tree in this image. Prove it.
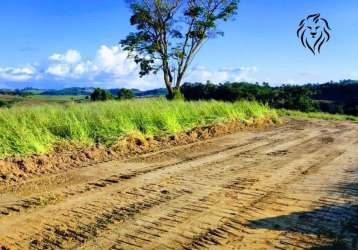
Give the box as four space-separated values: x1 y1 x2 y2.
121 0 240 99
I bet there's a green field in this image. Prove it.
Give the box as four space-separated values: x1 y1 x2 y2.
0 94 88 108
0 99 278 158
278 109 358 122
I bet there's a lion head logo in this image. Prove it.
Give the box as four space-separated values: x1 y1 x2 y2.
297 13 331 55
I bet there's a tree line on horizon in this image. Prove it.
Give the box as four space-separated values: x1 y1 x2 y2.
90 88 135 101
1 80 358 116
88 79 358 116
180 80 358 116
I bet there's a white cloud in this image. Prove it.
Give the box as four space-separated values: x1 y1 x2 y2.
0 45 258 90
49 49 82 64
73 63 87 75
187 66 258 83
46 64 70 77
44 46 139 81
72 61 98 78
0 65 37 81
96 45 137 76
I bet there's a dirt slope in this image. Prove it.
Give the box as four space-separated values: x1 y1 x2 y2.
0 119 357 249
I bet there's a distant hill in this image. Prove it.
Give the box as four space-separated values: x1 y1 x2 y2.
109 88 167 97
21 87 48 95
136 88 167 97
1 87 168 98
42 87 95 96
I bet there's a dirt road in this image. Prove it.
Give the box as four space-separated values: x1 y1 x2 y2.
0 119 357 249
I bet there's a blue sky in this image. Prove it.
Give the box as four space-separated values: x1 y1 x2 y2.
0 0 357 89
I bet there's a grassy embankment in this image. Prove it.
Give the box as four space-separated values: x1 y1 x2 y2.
0 99 278 158
278 109 358 122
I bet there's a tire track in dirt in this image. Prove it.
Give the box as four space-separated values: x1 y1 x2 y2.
0 124 320 220
99 133 348 250
0 130 316 247
75 123 352 247
0 119 357 250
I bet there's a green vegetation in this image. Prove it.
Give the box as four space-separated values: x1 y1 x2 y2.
182 82 319 112
118 88 134 100
0 98 21 108
278 109 358 122
28 95 85 101
0 99 278 158
1 87 168 98
0 94 88 108
181 80 358 116
0 94 26 107
90 88 113 101
121 0 239 98
310 80 358 115
0 88 169 108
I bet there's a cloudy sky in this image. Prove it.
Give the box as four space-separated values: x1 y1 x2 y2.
0 0 357 90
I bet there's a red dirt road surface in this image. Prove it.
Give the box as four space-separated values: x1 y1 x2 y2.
0 119 357 249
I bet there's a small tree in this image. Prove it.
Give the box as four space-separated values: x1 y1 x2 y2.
90 88 113 101
118 88 135 100
0 100 8 108
275 86 318 112
121 0 240 99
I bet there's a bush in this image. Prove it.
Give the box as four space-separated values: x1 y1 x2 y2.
0 100 8 107
274 86 319 112
118 88 134 100
90 88 113 101
0 100 18 108
166 88 184 100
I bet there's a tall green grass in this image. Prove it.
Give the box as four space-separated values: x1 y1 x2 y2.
0 99 278 158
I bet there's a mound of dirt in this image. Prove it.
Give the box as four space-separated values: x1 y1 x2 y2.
0 118 277 187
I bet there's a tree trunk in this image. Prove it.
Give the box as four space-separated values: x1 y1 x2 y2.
176 75 183 89
166 84 174 99
163 73 174 99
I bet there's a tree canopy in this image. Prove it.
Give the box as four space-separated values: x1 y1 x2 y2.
90 88 113 101
121 0 240 99
180 80 358 115
118 88 135 100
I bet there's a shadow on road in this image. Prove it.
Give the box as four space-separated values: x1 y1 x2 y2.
246 178 358 249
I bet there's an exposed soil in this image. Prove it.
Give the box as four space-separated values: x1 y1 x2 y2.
0 118 357 249
0 118 275 188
